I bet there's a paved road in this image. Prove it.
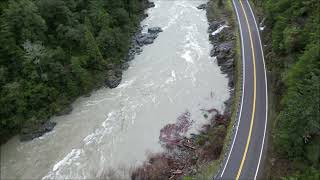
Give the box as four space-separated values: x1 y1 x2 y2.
216 0 268 180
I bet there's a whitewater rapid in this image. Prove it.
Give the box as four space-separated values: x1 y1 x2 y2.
1 0 230 179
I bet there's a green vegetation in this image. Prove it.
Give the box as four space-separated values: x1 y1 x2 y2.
253 0 319 178
0 0 148 143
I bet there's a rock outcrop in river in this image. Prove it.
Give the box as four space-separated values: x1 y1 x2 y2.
20 121 56 141
208 20 235 116
209 22 235 85
105 27 163 88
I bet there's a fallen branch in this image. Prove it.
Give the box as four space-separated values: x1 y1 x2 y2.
172 169 183 175
169 175 175 180
183 142 196 150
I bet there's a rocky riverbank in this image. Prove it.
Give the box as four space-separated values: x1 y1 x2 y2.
19 1 161 142
131 109 229 180
198 0 236 117
105 26 163 88
130 1 237 179
207 23 235 117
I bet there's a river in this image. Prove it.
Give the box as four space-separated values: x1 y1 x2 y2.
1 0 229 179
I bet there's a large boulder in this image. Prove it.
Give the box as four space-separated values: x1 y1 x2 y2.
222 58 234 68
105 69 122 88
147 2 155 8
148 27 163 34
143 37 154 45
135 33 151 46
209 26 234 44
126 48 139 61
210 48 216 57
214 42 234 64
136 47 143 54
134 27 163 46
215 42 232 54
197 4 207 10
220 64 233 74
20 121 57 141
135 33 159 46
208 21 222 34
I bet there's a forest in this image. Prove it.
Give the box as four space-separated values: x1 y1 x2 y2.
0 0 148 143
258 0 320 178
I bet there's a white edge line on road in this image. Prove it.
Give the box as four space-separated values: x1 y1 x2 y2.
245 1 269 180
220 0 246 177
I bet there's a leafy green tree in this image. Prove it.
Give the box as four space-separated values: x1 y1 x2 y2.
3 0 47 43
0 0 148 143
84 17 106 70
263 0 320 177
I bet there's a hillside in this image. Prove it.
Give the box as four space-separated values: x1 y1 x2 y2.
254 0 320 178
0 0 148 143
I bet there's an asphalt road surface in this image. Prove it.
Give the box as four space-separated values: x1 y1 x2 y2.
216 0 268 179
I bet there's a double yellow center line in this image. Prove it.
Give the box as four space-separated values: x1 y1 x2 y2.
236 0 257 179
